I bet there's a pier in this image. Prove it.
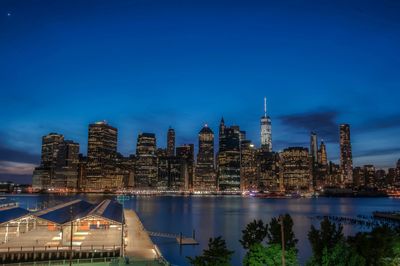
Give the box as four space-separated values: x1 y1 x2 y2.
147 231 198 245
0 200 169 265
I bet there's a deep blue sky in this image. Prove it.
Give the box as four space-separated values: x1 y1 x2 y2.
1 0 400 183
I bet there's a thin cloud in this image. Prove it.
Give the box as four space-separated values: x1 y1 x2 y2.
278 109 340 142
0 161 36 175
0 144 40 164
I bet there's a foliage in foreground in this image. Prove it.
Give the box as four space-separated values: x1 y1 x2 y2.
307 241 365 266
239 219 268 249
307 218 400 266
267 214 298 251
188 215 400 266
187 236 234 266
243 243 299 266
307 217 344 264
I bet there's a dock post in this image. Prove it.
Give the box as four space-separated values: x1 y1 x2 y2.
180 232 182 245
192 229 195 240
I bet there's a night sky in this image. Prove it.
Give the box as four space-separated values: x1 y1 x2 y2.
1 0 400 183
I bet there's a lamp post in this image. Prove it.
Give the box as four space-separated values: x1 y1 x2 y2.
279 215 286 266
69 206 73 266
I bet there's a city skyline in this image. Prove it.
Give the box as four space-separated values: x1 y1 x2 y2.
29 116 399 192
2 100 400 184
1 0 400 183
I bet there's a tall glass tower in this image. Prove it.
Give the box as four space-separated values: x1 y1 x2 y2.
340 124 353 186
260 97 272 152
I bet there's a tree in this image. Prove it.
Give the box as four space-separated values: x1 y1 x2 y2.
307 217 344 264
348 225 398 266
240 219 268 249
267 214 298 251
307 241 366 266
243 243 299 266
187 236 234 266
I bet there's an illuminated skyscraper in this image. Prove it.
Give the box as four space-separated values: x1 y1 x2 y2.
41 133 64 168
310 132 318 189
135 133 158 188
167 127 175 157
195 124 216 191
280 147 312 191
363 164 376 188
217 120 241 191
339 124 353 186
33 133 79 191
176 144 195 190
318 140 328 166
86 121 119 190
240 140 257 191
310 132 318 163
257 150 282 192
260 97 272 152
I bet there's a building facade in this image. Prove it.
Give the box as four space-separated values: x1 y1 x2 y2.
135 133 158 188
167 127 175 157
280 147 312 191
194 125 216 191
339 124 353 186
85 121 119 190
240 140 258 191
217 119 241 191
32 133 80 191
260 97 272 152
176 144 195 190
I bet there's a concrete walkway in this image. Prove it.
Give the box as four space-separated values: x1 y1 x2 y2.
123 210 159 260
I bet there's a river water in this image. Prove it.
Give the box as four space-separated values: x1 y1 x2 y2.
3 194 399 265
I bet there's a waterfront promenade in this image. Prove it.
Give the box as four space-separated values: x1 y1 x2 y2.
124 209 163 262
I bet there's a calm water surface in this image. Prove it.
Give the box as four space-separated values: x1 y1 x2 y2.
4 194 400 265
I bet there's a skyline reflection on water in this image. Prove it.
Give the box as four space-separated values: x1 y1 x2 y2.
4 194 399 265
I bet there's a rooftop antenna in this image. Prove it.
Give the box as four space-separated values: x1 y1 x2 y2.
264 97 267 117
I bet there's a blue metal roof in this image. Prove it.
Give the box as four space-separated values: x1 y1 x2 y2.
0 207 30 224
100 200 124 224
88 199 124 224
36 200 96 225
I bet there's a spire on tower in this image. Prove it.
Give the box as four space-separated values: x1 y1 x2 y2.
264 97 267 117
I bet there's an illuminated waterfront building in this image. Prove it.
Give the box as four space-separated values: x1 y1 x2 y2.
194 125 216 191
318 140 328 166
326 161 341 186
32 133 79 191
353 167 364 188
176 144 195 190
310 132 318 162
340 124 353 186
364 165 376 188
52 140 80 189
256 150 282 192
314 140 329 188
169 157 186 190
217 118 241 191
135 133 158 188
167 127 175 157
115 154 135 188
280 147 312 191
85 121 119 190
310 132 318 189
240 140 258 191
157 152 169 189
387 168 397 187
40 133 64 167
158 142 193 191
260 97 272 152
